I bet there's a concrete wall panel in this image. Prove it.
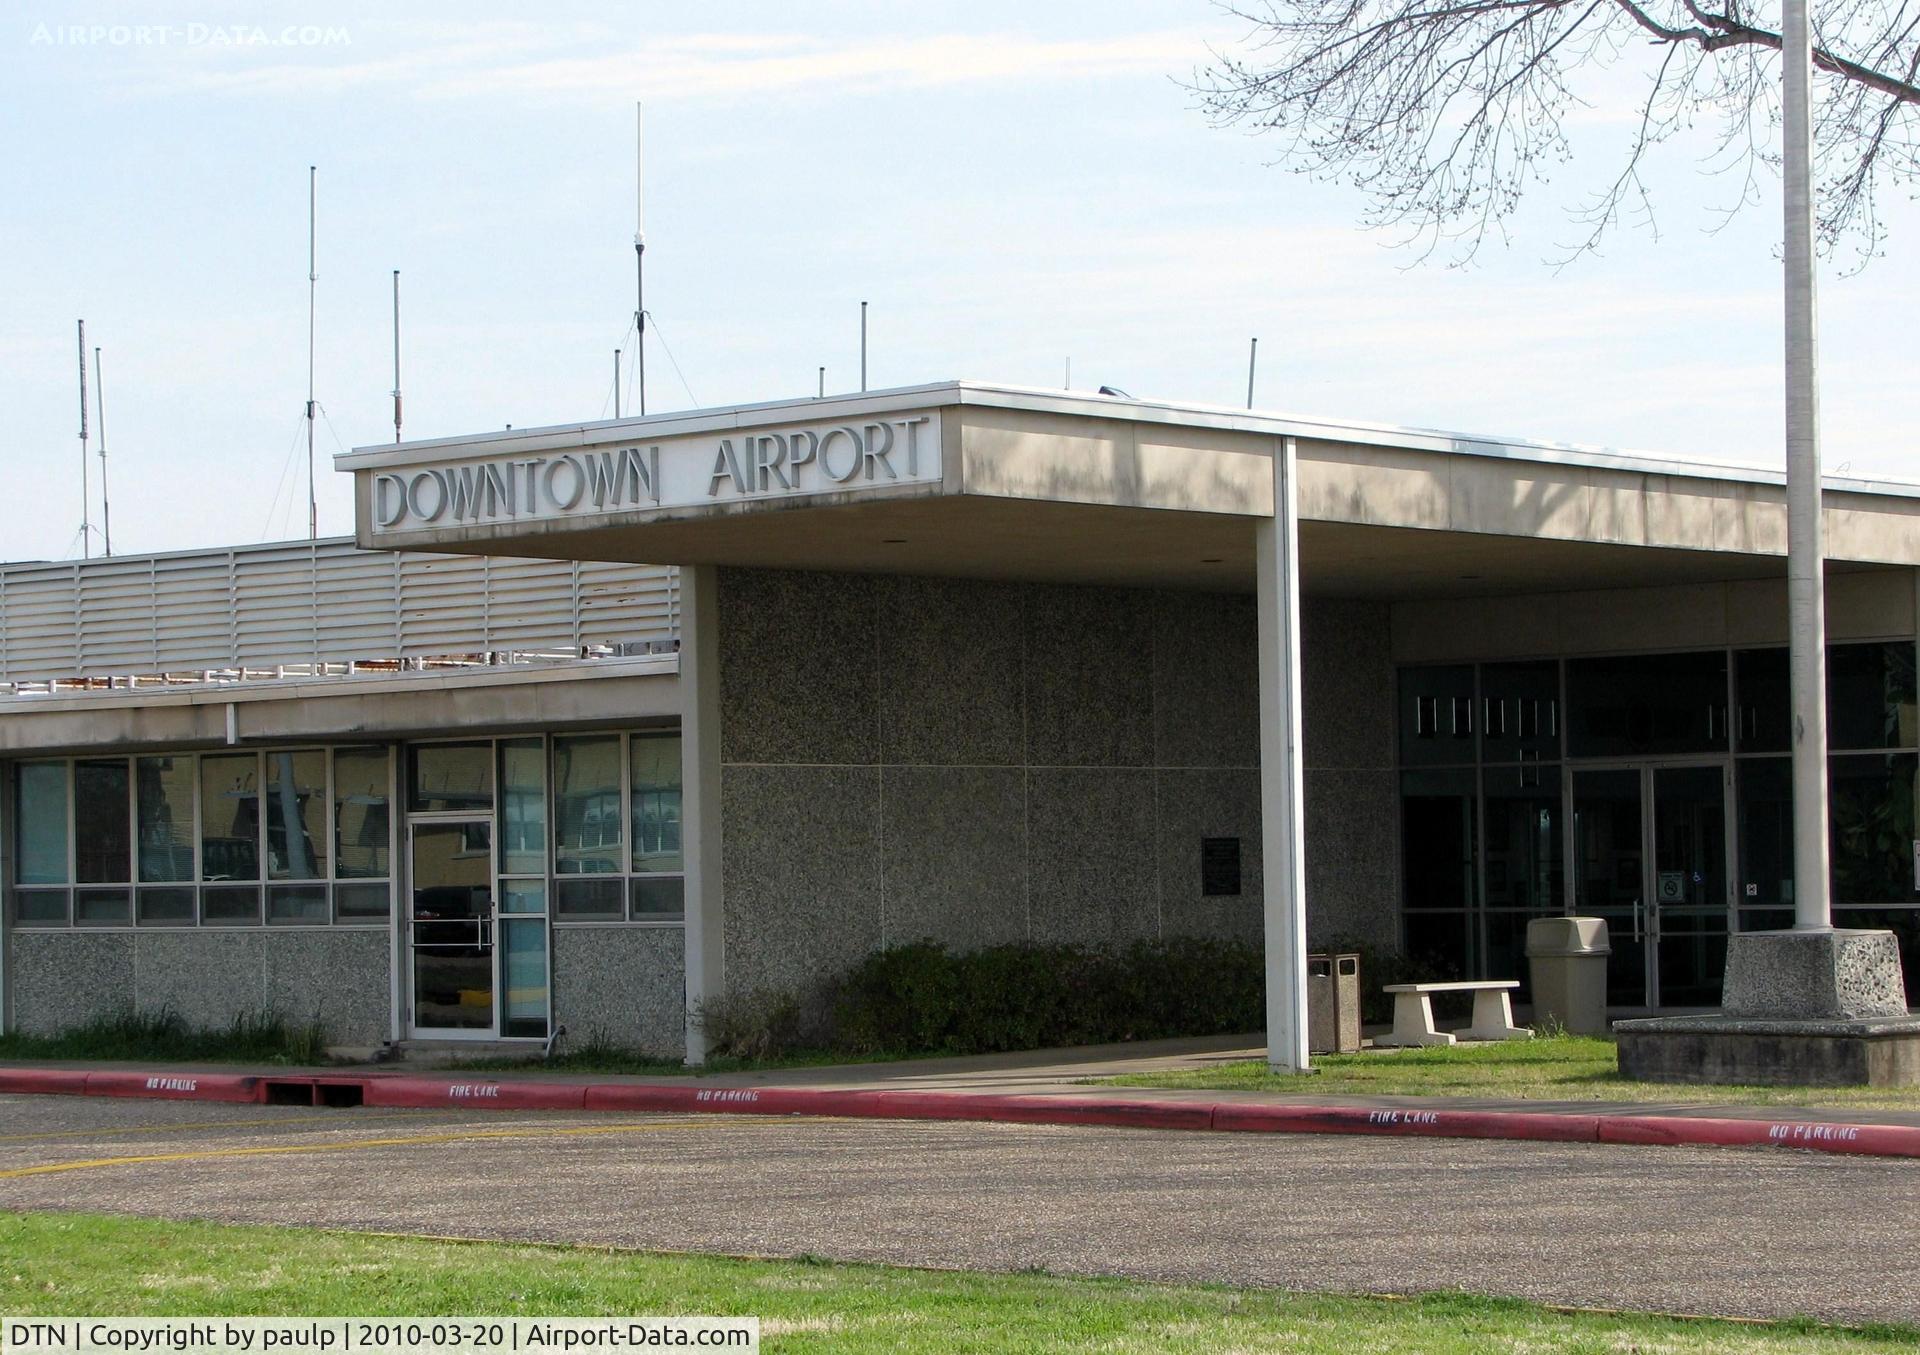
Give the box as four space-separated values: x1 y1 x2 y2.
552 925 684 1056
8 932 135 1035
880 765 1027 949
718 569 878 766
721 764 881 998
713 567 1399 999
1025 767 1159 945
1023 585 1154 767
1303 600 1393 771
1304 769 1400 951
876 576 1025 766
1152 592 1259 769
1154 767 1262 944
263 929 391 1046
8 927 391 1045
134 930 266 1030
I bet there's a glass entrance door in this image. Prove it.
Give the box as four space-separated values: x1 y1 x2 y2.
1571 763 1732 1009
1570 769 1648 1008
408 818 495 1035
1650 764 1730 1008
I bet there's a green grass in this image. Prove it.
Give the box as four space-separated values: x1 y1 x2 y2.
0 1011 328 1066
1105 1034 1920 1110
0 1212 1910 1353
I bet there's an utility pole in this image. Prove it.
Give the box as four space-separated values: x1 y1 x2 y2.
635 102 647 417
77 320 90 559
95 345 112 556
1781 0 1830 932
306 165 318 540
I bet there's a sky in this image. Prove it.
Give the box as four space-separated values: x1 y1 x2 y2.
3 1 1917 561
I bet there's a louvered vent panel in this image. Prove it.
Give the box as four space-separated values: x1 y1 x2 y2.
153 552 238 669
483 557 580 650
0 538 680 682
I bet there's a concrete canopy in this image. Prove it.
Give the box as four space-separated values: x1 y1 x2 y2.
339 382 1920 595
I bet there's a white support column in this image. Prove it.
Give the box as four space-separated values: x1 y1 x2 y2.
679 563 726 1064
1782 0 1832 933
1255 435 1310 1073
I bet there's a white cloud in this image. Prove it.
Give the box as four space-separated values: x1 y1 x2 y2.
127 28 1206 103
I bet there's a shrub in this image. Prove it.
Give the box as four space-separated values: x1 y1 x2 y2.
831 937 1266 1057
694 986 823 1062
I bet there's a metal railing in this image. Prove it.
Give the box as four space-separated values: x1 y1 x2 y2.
0 538 679 691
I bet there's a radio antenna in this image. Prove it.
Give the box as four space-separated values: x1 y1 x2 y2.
77 319 91 559
95 345 112 555
1246 336 1259 410
391 269 403 444
634 101 647 417
305 165 318 539
859 301 868 392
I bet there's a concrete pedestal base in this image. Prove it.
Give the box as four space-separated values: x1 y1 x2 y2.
1615 929 1918 1087
1614 1013 1920 1087
1721 928 1906 1019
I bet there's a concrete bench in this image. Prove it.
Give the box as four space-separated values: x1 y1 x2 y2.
1376 980 1532 1048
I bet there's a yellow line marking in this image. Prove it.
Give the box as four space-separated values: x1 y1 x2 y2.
0 1111 443 1144
0 1117 744 1180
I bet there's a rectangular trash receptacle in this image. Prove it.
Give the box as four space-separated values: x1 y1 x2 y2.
1307 952 1362 1054
1525 917 1611 1036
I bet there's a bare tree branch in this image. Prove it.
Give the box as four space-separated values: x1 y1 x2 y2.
1196 0 1920 264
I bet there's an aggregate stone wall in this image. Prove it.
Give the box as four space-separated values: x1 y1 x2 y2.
551 925 685 1056
715 567 1396 1000
6 927 391 1045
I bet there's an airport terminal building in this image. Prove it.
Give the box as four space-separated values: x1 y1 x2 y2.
2 383 1915 1057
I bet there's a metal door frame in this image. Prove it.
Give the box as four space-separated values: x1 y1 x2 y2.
1565 757 1735 1009
404 812 499 1040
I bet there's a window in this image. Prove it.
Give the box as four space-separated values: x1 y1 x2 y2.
200 753 260 883
554 735 624 918
1398 666 1477 767
544 731 685 923
137 757 195 883
499 739 546 876
14 763 68 886
74 760 130 886
8 747 393 929
265 750 328 883
1567 651 1729 757
410 742 492 813
1830 752 1918 906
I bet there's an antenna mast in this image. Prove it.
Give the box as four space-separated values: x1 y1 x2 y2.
392 269 403 444
95 345 112 556
77 319 91 560
305 165 317 539
859 301 868 392
1246 337 1259 410
614 349 622 418
634 102 646 417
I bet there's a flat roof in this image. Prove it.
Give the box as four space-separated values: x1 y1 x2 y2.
338 379 1920 502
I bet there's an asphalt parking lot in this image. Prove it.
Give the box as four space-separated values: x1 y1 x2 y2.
1 1093 1916 1325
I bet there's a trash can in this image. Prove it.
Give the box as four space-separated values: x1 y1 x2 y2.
1525 917 1611 1035
1307 952 1362 1054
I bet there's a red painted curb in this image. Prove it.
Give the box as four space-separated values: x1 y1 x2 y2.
82 1071 261 1103
358 1077 588 1111
8 1065 1920 1159
1598 1113 1920 1158
1214 1103 1603 1142
0 1068 91 1097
